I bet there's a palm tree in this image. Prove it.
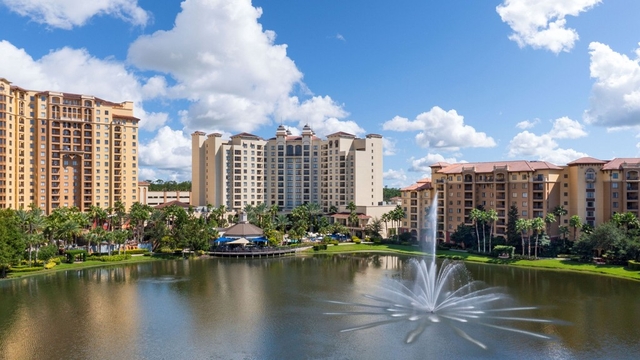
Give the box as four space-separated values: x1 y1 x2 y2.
486 209 498 253
469 208 483 252
544 213 556 239
553 205 568 227
306 202 322 233
390 205 405 241
274 214 290 234
365 217 383 238
531 217 545 259
569 215 582 241
515 218 531 257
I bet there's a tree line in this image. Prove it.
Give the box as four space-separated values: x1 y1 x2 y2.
451 204 640 263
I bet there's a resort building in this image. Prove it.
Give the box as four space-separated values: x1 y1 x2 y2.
191 125 383 213
397 158 640 243
0 78 139 213
137 181 192 207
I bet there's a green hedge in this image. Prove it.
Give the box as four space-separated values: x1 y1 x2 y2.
628 260 640 271
96 254 132 262
313 244 328 251
9 266 43 273
65 250 88 263
123 249 149 255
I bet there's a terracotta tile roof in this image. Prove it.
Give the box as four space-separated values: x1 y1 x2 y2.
113 114 140 121
402 177 432 191
331 212 371 219
437 160 562 174
138 181 151 186
231 132 263 140
567 157 607 165
326 131 356 138
602 158 640 170
154 200 191 209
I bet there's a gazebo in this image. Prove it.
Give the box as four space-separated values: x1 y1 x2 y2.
213 212 268 246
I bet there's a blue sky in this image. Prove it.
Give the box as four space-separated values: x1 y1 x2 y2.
1 0 640 188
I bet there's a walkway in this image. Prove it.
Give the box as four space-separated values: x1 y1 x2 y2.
209 246 311 259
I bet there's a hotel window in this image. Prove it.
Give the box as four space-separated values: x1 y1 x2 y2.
613 202 619 208
612 183 619 189
613 192 619 198
522 210 528 216
522 193 527 198
586 192 595 199
612 173 618 179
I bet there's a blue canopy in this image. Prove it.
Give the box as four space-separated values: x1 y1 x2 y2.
250 237 268 243
214 237 233 243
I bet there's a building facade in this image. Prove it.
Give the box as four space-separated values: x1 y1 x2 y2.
192 125 383 212
0 78 139 213
396 158 640 243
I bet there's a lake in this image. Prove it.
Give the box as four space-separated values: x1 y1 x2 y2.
1 254 639 359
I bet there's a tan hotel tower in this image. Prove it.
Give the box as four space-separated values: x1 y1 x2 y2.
192 125 383 212
0 78 139 213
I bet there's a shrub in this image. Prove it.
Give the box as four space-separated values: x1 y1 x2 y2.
351 236 360 242
628 260 640 271
491 245 515 258
124 249 149 255
353 238 361 244
9 266 43 273
159 247 174 254
65 250 88 263
329 239 339 246
372 237 382 245
97 254 132 262
44 261 57 269
38 245 58 263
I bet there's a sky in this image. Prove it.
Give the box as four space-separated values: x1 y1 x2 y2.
1 0 640 188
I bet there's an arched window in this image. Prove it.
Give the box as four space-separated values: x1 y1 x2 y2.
84 100 92 107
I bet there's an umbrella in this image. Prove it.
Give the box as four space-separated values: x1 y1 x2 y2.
228 237 250 245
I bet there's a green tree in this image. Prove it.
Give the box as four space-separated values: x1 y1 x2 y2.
544 213 556 239
365 217 383 238
486 209 498 253
382 187 401 201
531 217 545 259
569 215 582 241
516 218 531 257
0 209 24 278
553 205 568 227
506 205 521 248
469 208 483 252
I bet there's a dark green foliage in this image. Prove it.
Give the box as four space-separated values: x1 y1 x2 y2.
65 249 88 263
572 221 640 263
491 245 515 258
506 205 521 248
399 232 413 243
382 187 401 201
147 180 192 191
0 209 24 278
37 245 58 262
450 224 475 249
628 260 640 270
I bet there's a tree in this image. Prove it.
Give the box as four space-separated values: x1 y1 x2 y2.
469 208 483 252
274 214 290 234
129 202 153 244
382 187 401 201
486 209 498 253
544 213 556 239
450 223 475 249
516 218 531 257
552 205 568 228
0 209 24 278
506 205 520 248
570 215 582 241
531 217 545 259
365 217 383 238
306 202 322 233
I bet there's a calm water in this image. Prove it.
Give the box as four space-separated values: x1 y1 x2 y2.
1 255 639 360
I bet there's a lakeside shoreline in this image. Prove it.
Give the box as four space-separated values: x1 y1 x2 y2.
3 244 640 282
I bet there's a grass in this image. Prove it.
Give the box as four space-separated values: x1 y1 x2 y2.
308 244 640 281
4 256 164 280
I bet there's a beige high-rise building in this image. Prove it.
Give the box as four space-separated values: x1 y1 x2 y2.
0 78 139 213
192 124 383 212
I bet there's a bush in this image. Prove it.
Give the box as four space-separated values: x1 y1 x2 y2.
123 249 149 255
372 237 382 245
158 247 174 254
491 245 515 258
96 254 132 262
9 266 43 273
329 239 339 246
65 250 88 263
351 236 360 242
628 260 640 271
44 261 57 269
38 245 58 263
353 238 361 244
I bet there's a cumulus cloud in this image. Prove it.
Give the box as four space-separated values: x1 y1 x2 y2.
275 96 363 137
584 42 640 127
516 119 539 129
409 153 461 174
507 131 588 164
382 106 496 151
0 40 164 130
382 138 397 156
496 0 601 53
383 169 408 188
549 116 587 139
0 0 149 29
138 126 192 179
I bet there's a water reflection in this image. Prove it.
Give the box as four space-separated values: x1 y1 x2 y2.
0 255 639 359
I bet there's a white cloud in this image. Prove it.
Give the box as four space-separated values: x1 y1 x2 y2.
0 40 165 131
141 112 170 132
584 42 640 127
383 169 408 188
138 126 192 179
507 131 587 165
549 116 587 139
382 138 397 156
275 96 363 137
409 153 461 174
382 106 496 151
496 0 601 53
0 0 149 29
336 34 346 42
516 119 538 129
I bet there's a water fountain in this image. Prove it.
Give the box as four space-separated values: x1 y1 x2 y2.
326 194 562 348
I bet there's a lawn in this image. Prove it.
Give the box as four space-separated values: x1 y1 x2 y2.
308 244 640 281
